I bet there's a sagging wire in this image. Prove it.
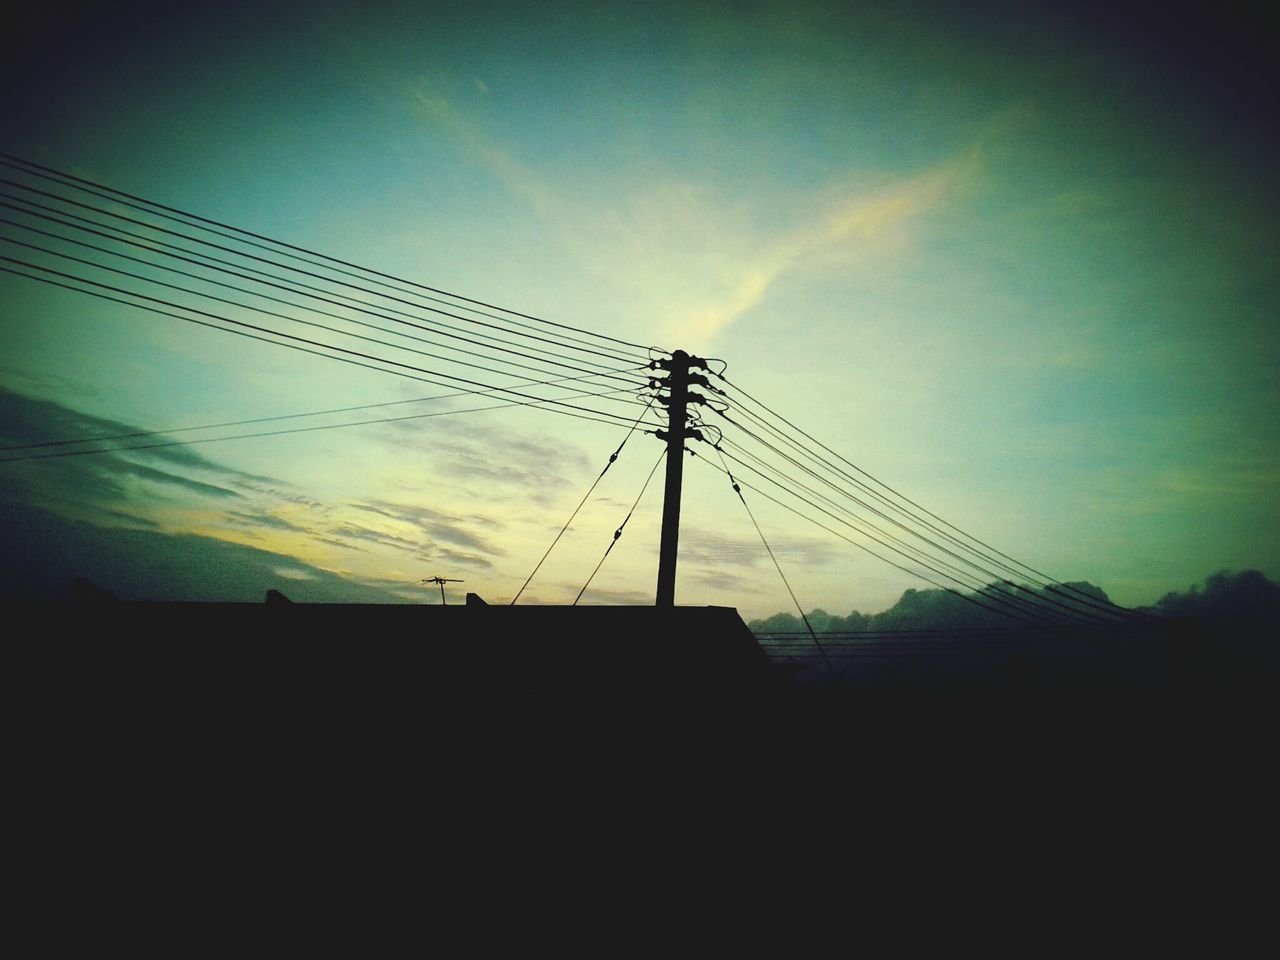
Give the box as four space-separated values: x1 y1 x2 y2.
573 447 667 606
713 444 839 686
511 393 658 604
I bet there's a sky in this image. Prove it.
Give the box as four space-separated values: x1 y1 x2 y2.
1 0 1276 618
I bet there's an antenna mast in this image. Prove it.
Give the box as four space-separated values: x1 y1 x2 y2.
422 576 463 605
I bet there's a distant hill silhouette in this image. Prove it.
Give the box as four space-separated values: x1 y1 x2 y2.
749 579 1121 634
748 571 1279 635
1142 570 1279 630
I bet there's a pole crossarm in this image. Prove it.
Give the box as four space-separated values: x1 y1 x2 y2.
653 349 710 606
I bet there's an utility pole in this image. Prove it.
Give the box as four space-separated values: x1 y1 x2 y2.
653 350 708 607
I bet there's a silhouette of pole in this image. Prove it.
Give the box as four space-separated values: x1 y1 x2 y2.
656 352 688 607
655 350 707 607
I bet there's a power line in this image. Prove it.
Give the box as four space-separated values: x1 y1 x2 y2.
706 439 1074 625
0 260 652 434
0 193 647 378
0 368 646 455
713 373 1155 622
0 151 661 357
0 253 653 421
574 447 666 605
711 430 1103 624
688 449 1042 625
512 395 658 604
0 210 646 389
714 447 838 682
711 391 1039 578
1 233 653 405
0 381 653 465
716 372 1125 610
0 173 647 366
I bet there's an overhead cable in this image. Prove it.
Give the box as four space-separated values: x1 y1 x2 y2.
689 450 1043 625
0 152 661 357
0 165 651 365
712 429 1106 624
0 211 646 388
715 373 1155 622
573 447 666 606
0 368 645 455
511 395 658 605
0 261 650 434
714 447 838 682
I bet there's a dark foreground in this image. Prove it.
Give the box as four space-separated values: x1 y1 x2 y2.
11 599 1275 928
17 599 1275 749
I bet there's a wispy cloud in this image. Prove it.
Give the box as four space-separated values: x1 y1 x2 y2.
681 526 843 570
95 458 246 500
0 388 280 515
420 546 494 571
226 510 313 534
328 521 422 552
413 85 556 217
680 158 975 341
411 83 979 345
377 415 589 506
355 499 504 556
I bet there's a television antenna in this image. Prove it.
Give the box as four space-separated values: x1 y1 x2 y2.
422 576 464 605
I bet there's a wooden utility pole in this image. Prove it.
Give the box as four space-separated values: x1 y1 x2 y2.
654 350 708 607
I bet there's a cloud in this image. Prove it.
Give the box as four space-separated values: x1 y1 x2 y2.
410 84 981 345
0 385 521 593
681 526 842 570
273 566 316 581
100 509 162 529
420 546 494 571
226 510 313 534
686 568 754 593
355 500 504 556
328 521 422 552
377 416 590 506
0 502 403 603
0 388 313 513
227 475 322 508
0 387 563 599
0 390 258 522
413 85 556 217
0 387 386 593
678 157 977 341
93 457 245 500
312 536 366 552
568 584 653 606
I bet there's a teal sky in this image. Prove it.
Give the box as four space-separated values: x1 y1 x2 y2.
2 0 1276 617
